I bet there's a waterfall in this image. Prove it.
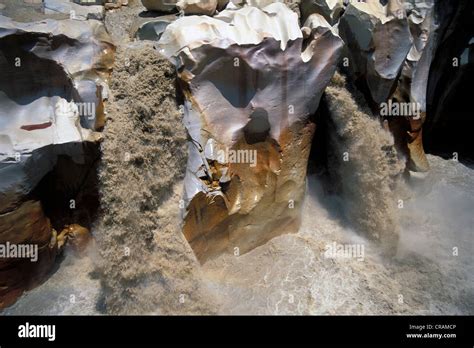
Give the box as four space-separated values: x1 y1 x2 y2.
322 72 405 254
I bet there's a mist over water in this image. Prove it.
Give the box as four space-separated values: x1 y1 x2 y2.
1 0 472 318
3 248 101 315
3 153 472 315
202 155 474 314
4 73 472 316
200 75 474 315
396 156 474 312
323 73 405 251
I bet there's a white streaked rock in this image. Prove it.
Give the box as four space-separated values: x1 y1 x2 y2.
0 16 112 211
177 0 218 15
158 3 343 261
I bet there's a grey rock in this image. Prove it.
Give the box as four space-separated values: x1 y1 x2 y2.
338 0 412 104
44 0 105 20
132 14 177 41
158 3 343 261
0 16 113 211
300 0 344 25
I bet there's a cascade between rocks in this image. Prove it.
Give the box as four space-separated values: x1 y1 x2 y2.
1 0 473 315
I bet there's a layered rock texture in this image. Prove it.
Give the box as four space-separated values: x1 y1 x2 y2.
1 0 472 314
392 0 435 171
158 3 343 262
301 0 344 25
332 0 437 172
0 15 113 308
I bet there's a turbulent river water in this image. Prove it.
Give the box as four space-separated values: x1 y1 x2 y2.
2 0 472 316
4 155 473 315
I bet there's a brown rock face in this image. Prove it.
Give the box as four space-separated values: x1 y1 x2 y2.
183 121 316 262
57 224 92 254
158 4 343 262
0 201 57 308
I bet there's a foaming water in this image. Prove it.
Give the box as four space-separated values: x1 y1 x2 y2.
202 155 474 314
2 66 471 315
2 249 101 315
323 73 405 250
201 76 473 314
3 155 472 315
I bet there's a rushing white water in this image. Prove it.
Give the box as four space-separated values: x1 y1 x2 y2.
3 248 101 315
3 155 473 315
3 0 472 317
202 155 474 314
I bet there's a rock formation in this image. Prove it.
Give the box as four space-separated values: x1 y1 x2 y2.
177 0 218 15
132 14 177 41
0 15 113 308
390 0 435 171
141 0 177 12
300 0 344 25
1 0 472 315
158 3 343 262
338 0 412 105
323 0 437 172
424 0 474 161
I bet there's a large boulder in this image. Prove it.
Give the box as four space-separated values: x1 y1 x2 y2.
300 0 344 25
338 0 412 105
177 0 218 15
393 0 435 172
0 16 113 308
158 3 343 262
141 0 178 12
424 0 474 161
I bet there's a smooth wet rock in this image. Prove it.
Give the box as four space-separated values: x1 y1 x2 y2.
404 0 435 107
0 16 111 210
132 14 177 41
391 0 435 172
158 3 343 262
338 0 412 104
0 16 113 308
216 0 229 11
